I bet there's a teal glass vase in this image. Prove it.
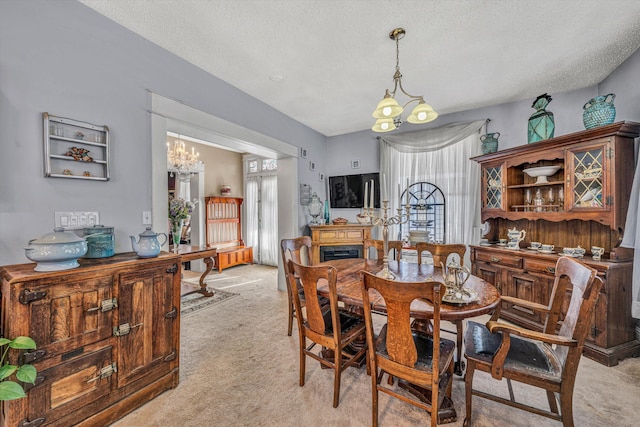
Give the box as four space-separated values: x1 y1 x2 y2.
323 200 330 224
528 93 555 143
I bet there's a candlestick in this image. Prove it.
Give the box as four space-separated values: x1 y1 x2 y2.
364 181 369 209
383 174 387 201
370 179 374 209
364 199 411 279
406 179 410 205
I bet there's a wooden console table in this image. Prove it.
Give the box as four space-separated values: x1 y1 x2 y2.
171 245 217 297
309 224 373 264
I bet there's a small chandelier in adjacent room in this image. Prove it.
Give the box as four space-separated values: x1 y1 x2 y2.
167 137 204 176
371 28 438 133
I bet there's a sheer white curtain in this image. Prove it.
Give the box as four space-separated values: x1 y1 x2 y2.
380 120 486 265
260 175 279 266
245 177 259 261
621 158 640 319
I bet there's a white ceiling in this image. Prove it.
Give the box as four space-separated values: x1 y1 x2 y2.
80 0 640 137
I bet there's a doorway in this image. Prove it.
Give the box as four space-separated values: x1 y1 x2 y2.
150 93 299 292
245 169 279 266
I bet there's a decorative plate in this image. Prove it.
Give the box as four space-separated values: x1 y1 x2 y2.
443 288 479 304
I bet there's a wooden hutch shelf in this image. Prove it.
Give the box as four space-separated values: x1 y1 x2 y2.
205 196 253 272
471 121 640 366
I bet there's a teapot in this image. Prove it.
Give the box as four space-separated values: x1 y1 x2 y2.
507 227 526 243
130 227 168 258
441 260 471 291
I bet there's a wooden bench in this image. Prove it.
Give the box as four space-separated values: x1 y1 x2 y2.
213 245 253 272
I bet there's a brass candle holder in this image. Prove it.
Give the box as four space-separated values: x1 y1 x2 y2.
364 200 411 279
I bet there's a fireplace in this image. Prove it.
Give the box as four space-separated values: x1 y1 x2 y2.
320 245 363 262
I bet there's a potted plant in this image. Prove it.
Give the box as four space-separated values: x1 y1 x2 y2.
0 336 37 401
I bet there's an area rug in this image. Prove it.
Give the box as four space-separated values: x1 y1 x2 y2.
180 285 238 315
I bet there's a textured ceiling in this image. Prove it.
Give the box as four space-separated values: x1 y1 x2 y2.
79 0 640 137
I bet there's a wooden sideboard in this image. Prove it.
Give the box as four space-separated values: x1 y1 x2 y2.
309 224 373 265
0 253 181 426
471 122 640 366
471 245 637 366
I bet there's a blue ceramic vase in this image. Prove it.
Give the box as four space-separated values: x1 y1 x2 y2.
528 93 555 143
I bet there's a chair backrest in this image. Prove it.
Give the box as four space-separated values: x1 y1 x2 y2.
544 256 603 365
415 242 466 266
361 271 444 369
287 259 341 340
363 239 403 261
280 236 313 267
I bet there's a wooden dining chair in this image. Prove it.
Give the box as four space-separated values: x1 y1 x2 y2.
415 242 466 266
364 239 403 261
280 237 314 336
361 271 455 427
415 242 468 375
463 256 603 427
287 259 367 408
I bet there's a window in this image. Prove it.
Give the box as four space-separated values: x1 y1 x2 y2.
400 181 446 243
248 160 259 173
262 159 277 171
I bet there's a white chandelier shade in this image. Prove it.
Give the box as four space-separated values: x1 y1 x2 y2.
371 28 438 132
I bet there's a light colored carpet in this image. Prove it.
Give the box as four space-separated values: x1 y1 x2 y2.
112 264 640 427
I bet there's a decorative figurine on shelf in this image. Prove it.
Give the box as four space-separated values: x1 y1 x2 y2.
75 131 85 140
527 93 555 143
480 132 500 154
63 169 72 175
64 146 93 162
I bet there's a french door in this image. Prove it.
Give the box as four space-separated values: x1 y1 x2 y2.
245 174 278 266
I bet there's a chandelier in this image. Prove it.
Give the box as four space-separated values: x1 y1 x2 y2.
371 28 438 133
167 137 204 176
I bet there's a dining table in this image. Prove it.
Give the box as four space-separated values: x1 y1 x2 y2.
316 257 500 424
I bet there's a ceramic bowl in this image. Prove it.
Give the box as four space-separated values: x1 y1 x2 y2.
355 214 371 224
25 227 87 271
332 217 348 225
523 165 562 184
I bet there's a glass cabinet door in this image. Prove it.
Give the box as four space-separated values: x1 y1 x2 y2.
566 142 609 212
483 164 505 211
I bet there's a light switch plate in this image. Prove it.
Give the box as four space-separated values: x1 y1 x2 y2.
55 211 100 230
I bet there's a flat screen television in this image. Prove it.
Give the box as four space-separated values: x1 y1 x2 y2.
328 173 380 208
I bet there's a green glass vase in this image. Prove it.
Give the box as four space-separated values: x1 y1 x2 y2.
528 93 555 143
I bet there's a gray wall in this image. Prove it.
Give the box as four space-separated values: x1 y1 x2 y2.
326 49 640 222
2 0 639 266
0 0 325 265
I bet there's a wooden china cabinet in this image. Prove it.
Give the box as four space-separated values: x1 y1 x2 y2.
471 121 640 366
205 196 253 272
0 253 181 426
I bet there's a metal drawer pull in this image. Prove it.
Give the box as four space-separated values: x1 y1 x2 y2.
18 418 45 427
113 322 143 337
490 256 501 263
546 267 556 274
87 298 118 313
87 363 117 383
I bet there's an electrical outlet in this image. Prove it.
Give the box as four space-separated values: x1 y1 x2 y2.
142 211 152 225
